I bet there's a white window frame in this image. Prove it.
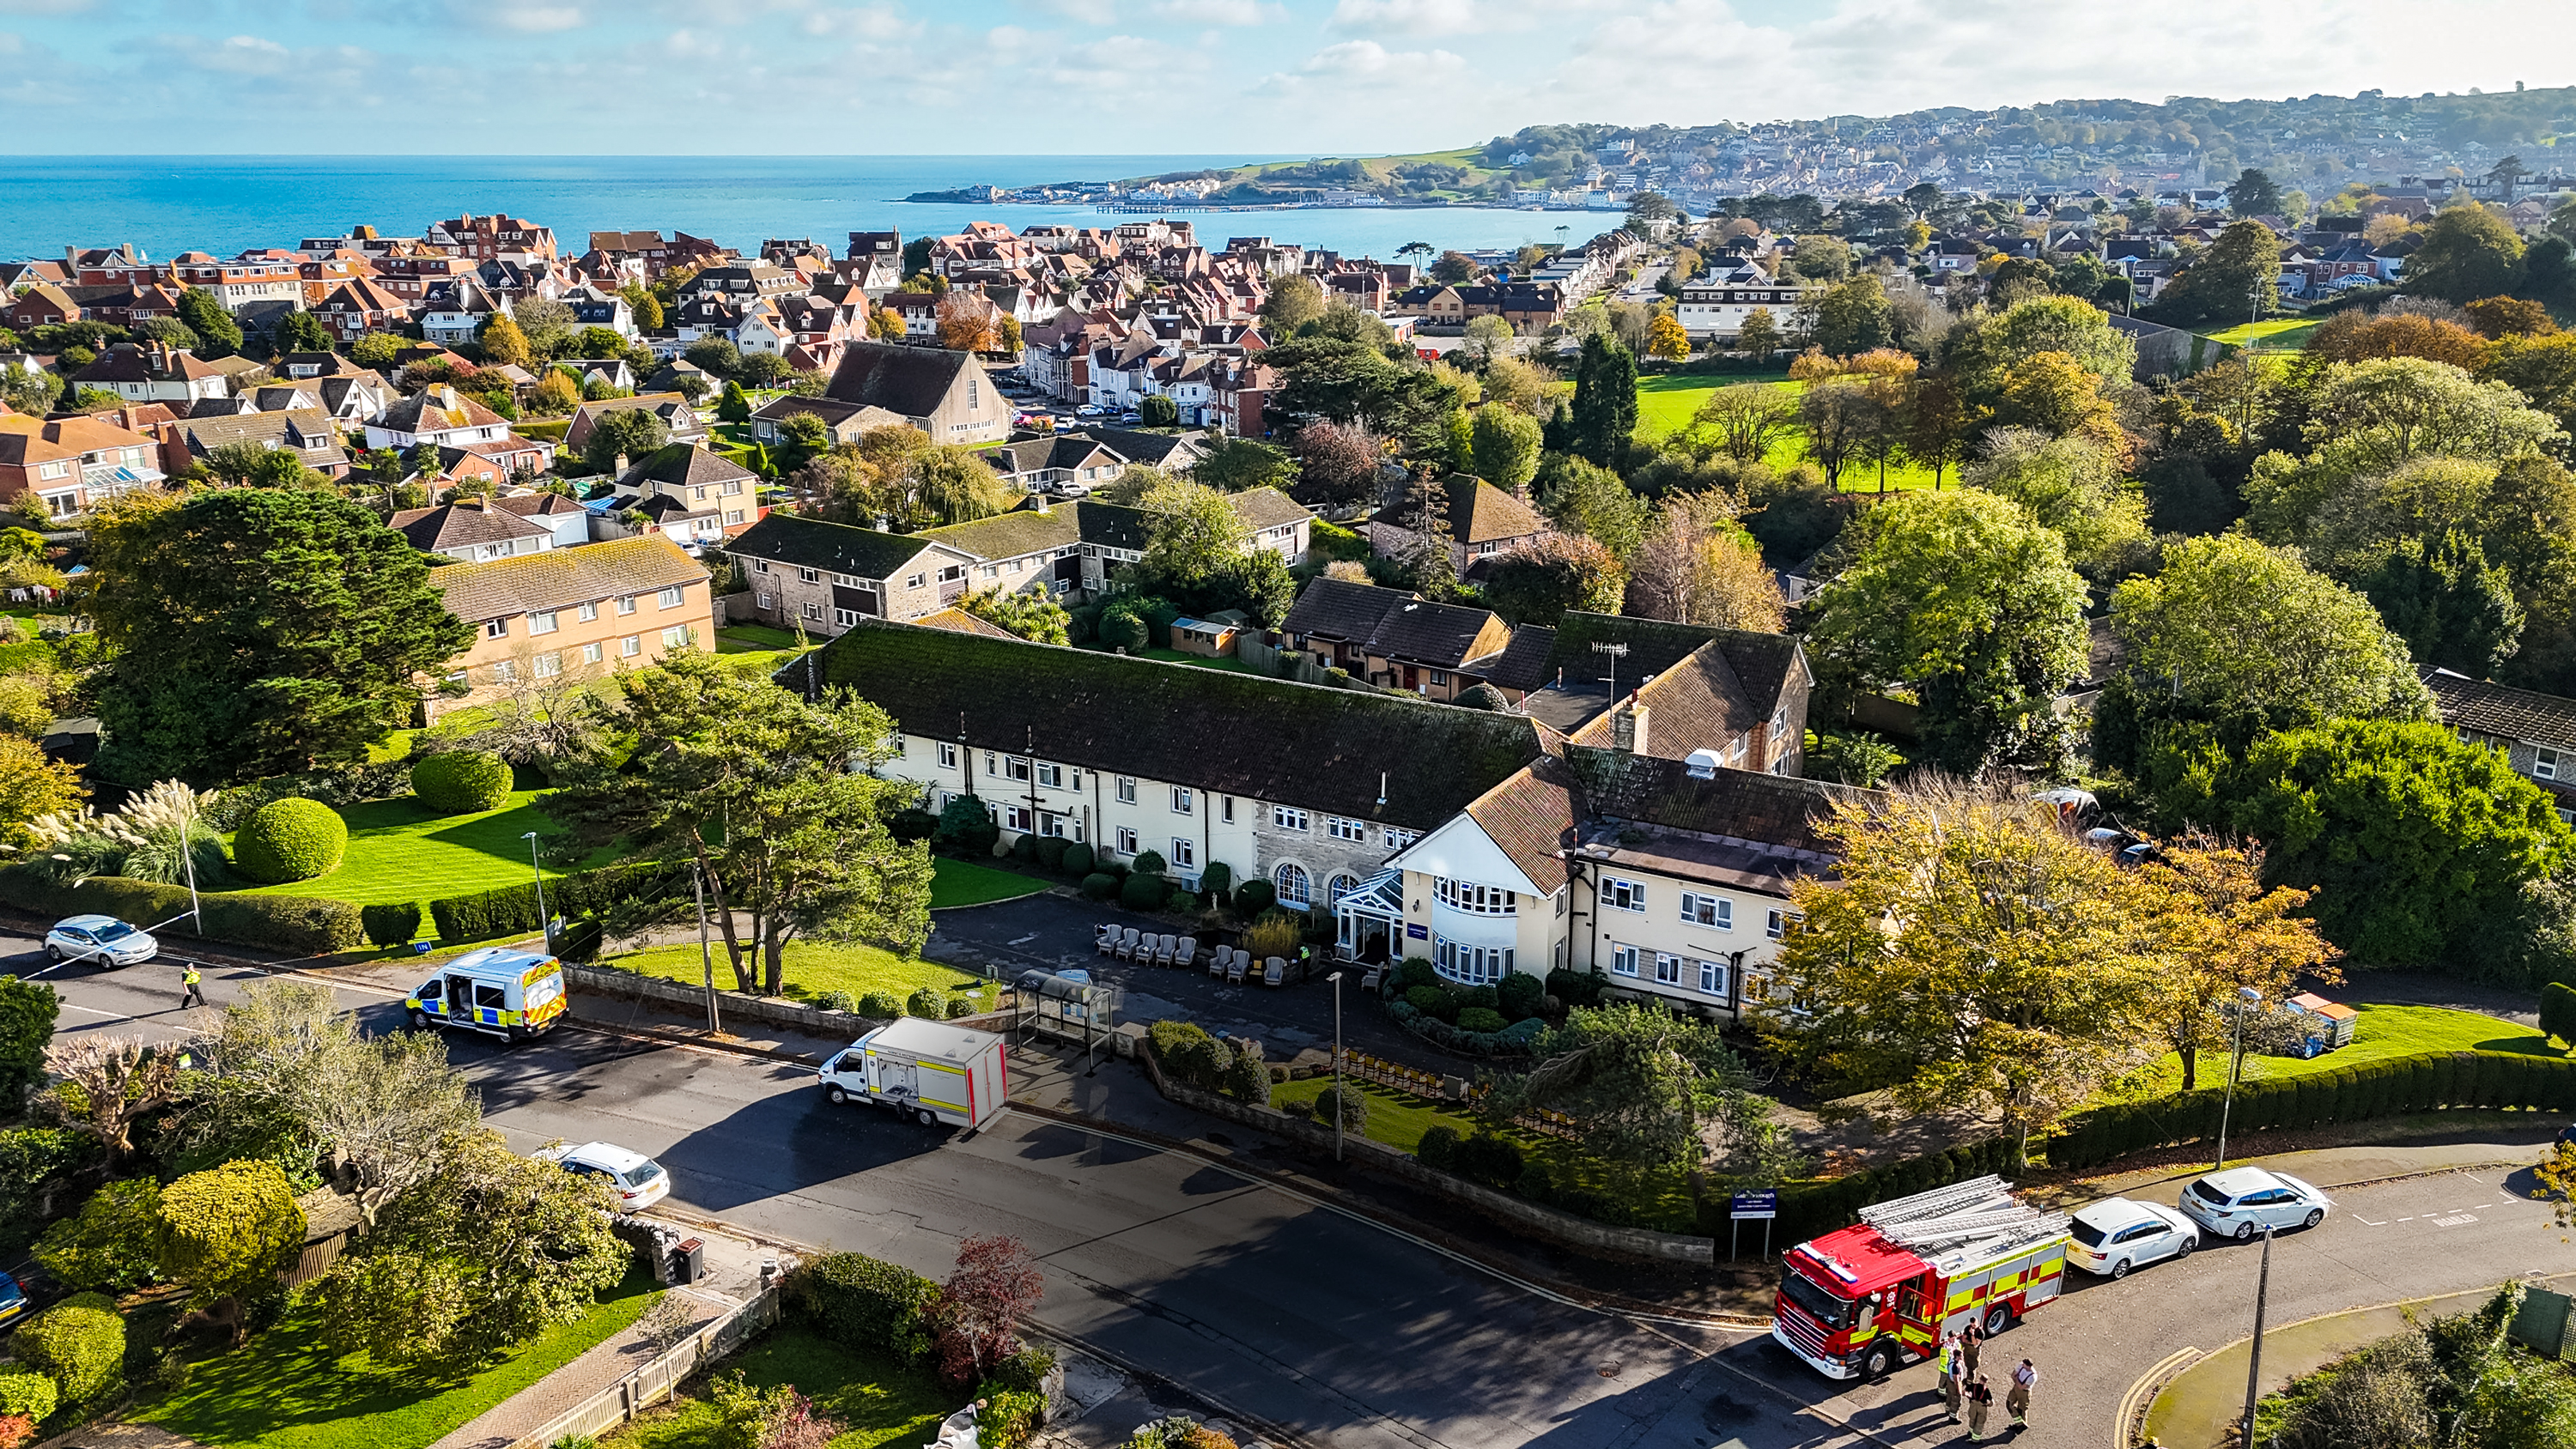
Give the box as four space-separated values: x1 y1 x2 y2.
1700 958 1729 997
1767 908 1793 941
1037 763 1063 790
1680 892 1733 930
1115 776 1138 804
621 634 642 657
483 617 509 639
529 610 559 635
617 595 638 615
1327 815 1365 843
1434 878 1517 915
1115 826 1139 855
580 640 604 664
1609 943 1640 977
1170 837 1196 870
1005 804 1033 832
2537 745 2562 781
1274 805 1309 832
1654 952 1682 986
658 585 685 609
1274 863 1311 906
1601 876 1647 912
1172 785 1194 813
938 742 959 769
660 625 689 648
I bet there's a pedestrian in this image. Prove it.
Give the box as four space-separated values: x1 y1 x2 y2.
179 961 204 1009
1939 1333 1962 1422
1964 1373 1994 1442
1960 1320 1983 1379
2007 1359 2037 1428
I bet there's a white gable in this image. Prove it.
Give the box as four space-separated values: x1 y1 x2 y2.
1387 810 1544 899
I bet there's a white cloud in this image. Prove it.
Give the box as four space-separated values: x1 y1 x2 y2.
799 3 915 39
663 27 724 57
495 5 585 32
1016 0 1115 23
1149 0 1278 24
194 33 292 74
0 0 92 14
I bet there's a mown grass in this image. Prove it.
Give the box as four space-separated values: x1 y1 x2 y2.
2196 318 2324 349
2124 1003 2559 1097
136 1270 655 1449
597 937 992 1009
222 791 610 907
1633 374 1945 492
601 1327 960 1449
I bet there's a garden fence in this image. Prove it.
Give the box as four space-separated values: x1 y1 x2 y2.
506 1284 783 1449
1331 1047 1582 1142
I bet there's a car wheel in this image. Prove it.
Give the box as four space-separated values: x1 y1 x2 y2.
45 944 61 961
1861 1343 1895 1379
2110 1258 2131 1280
2303 1209 2324 1229
1983 1304 2014 1337
2234 1221 2256 1241
828 1087 849 1105
410 1009 433 1030
2174 1236 2196 1258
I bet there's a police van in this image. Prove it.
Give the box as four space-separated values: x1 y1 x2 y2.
406 948 568 1042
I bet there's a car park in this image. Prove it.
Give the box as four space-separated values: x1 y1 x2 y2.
46 914 158 967
2178 1167 2332 1239
2065 1197 2198 1277
537 1141 671 1210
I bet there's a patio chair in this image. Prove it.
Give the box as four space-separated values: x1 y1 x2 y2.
1096 925 1118 956
1226 952 1248 985
1360 964 1383 991
1207 947 1227 978
1115 927 1142 961
1153 934 1176 967
1264 956 1285 987
1175 937 1198 969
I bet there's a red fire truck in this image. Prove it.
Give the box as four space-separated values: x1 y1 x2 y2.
1771 1175 2072 1380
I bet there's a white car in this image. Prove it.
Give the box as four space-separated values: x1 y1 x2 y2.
2178 1167 2332 1240
537 1141 671 1210
2067 1197 2200 1278
46 914 158 968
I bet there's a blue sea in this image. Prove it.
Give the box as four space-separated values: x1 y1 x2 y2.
0 155 1591 265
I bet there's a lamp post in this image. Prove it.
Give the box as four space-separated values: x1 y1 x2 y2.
1327 970 1345 1162
2215 985 2262 1171
695 864 720 1035
521 832 550 948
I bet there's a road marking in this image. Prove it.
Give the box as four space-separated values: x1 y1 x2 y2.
2354 1215 2388 1226
2432 1213 2479 1227
1008 933 1039 947
2397 1216 2415 1222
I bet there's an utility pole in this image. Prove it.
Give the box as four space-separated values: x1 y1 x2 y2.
695 864 720 1035
2216 985 2261 1170
2240 1224 2276 1449
521 831 550 949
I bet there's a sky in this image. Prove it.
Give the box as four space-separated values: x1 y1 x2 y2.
2 0 2571 156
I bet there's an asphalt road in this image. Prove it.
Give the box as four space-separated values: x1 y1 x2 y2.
26 938 2576 1449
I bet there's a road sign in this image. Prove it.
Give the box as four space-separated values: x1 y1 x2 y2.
1731 1190 1778 1220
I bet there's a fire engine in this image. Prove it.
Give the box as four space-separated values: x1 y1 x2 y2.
1771 1175 2072 1380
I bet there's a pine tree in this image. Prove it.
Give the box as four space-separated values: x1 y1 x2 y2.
1569 332 1638 466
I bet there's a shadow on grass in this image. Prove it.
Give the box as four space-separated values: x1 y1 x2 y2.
604 1327 960 1449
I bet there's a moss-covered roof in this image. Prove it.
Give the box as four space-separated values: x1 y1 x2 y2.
1544 611 1803 712
818 620 1552 827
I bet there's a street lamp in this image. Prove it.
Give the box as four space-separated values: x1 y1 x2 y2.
2215 985 2262 1171
1327 971 1345 1163
521 832 550 948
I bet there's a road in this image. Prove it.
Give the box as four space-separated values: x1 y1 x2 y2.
27 940 2576 1449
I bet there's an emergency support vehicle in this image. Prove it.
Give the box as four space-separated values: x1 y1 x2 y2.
404 948 568 1042
1771 1175 2072 1380
818 1017 1009 1131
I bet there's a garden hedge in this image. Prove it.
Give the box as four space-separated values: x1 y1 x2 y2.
230 797 347 884
9 1292 125 1403
360 901 423 949
2044 1049 2576 1170
0 866 363 955
410 750 513 815
2543 983 2576 1046
0 1369 55 1422
784 1252 939 1363
428 863 672 944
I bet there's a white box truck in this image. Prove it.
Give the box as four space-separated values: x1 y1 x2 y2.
818 1018 1009 1131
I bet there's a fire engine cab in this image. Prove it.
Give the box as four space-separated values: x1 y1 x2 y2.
1771 1175 2071 1380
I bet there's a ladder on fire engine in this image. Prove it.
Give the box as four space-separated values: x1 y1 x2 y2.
1858 1174 2071 1260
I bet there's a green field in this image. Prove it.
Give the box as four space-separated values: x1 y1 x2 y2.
602 1327 960 1449
2126 1003 2557 1097
598 937 991 1009
1635 374 1945 492
224 791 606 907
927 857 1049 907
2196 318 2323 349
137 1271 654 1449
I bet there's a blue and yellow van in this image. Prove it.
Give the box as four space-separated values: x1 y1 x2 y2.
406 948 568 1042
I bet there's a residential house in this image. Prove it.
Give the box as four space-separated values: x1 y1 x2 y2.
3 285 82 330
432 214 558 263
69 344 242 406
2423 667 2576 822
164 252 305 312
492 492 594 549
1072 427 1212 474
987 434 1130 494
725 512 979 632
561 393 710 456
566 288 636 339
818 342 1009 446
312 279 412 341
158 407 351 481
425 534 712 721
1279 576 1547 701
0 410 167 517
1364 474 1551 575
600 444 762 548
745 394 908 447
552 359 637 395
392 499 559 561
364 384 515 452
1674 264 1810 341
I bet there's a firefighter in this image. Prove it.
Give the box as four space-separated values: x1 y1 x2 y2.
2007 1359 2038 1428
1960 1319 1984 1379
1964 1373 1995 1442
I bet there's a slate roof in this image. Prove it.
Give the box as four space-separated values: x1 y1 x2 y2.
619 443 756 491
376 385 508 435
1544 611 1803 713
724 512 941 579
492 492 588 520
922 502 1093 561
823 342 975 418
817 620 1552 828
2422 667 2576 751
1574 760 1870 895
1367 473 1546 544
1230 486 1314 532
392 500 554 552
1565 642 1759 761
1281 575 1405 641
428 534 705 622
1483 625 1559 694
169 407 348 467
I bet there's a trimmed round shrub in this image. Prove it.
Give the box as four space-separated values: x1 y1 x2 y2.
1011 834 1039 863
0 1370 56 1422
858 990 904 1018
1079 872 1119 900
1061 842 1096 876
1121 873 1169 912
1498 972 1546 1021
10 1293 125 1403
814 990 857 1013
1457 1006 1509 1034
1406 984 1458 1022
905 987 947 1019
1453 1133 1525 1190
410 749 512 815
1313 1086 1366 1132
1234 878 1276 917
1167 890 1199 915
1393 958 1440 992
1416 1125 1461 1171
230 797 347 884
1033 836 1070 871
889 808 938 843
1198 861 1234 906
361 900 423 949
1133 848 1168 877
945 995 979 1019
1457 984 1499 1012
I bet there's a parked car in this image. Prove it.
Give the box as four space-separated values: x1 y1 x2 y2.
0 1269 28 1331
2066 1197 2199 1277
536 1141 671 1210
2178 1167 2331 1240
46 914 158 968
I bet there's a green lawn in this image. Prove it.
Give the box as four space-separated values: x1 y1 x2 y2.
223 791 611 909
2196 318 2323 349
718 624 804 651
1133 646 1261 674
2127 1003 2559 1096
603 1327 960 1449
1635 373 1944 492
597 937 990 1009
928 857 1049 908
137 1270 654 1449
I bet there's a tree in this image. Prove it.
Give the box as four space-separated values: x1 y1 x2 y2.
319 1131 628 1369
1431 251 1479 285
1962 427 2147 581
1991 349 2121 449
1477 533 1625 627
0 975 56 1111
2136 836 2340 1090
136 317 198 352
714 379 753 424
2482 332 2576 436
348 331 404 370
1257 274 1326 336
1644 312 1691 362
32 1179 161 1293
2464 295 2555 341
528 370 581 415
511 295 574 356
270 309 332 355
1135 478 1250 589
173 288 242 360
84 490 472 785
683 336 743 379
935 293 998 354
1138 394 1180 428
1568 332 1638 466
1624 493 1785 630
296 1030 481 1228
0 737 82 852
1539 455 1649 559
476 312 531 368
580 406 669 476
156 1160 305 1340
910 446 1010 525
2307 309 2494 370
1463 314 1516 363
1388 469 1459 597
1262 336 1462 454
1809 274 1894 357
2110 535 2431 725
1770 785 2170 1151
2301 357 2562 476
1798 377 1885 488
1789 234 1850 282
2406 205 2526 304
1806 490 2087 773
2226 167 2282 217
1 364 58 415
1467 403 1542 495
549 652 934 995
197 440 319 490
1686 383 1795 465
932 1234 1044 1387
1488 1003 1794 1187
1193 437 1296 494
957 588 1071 645
2148 220 2282 329
626 288 665 331
997 313 1023 355
1902 368 1970 487
1735 307 1783 357
1287 420 1384 508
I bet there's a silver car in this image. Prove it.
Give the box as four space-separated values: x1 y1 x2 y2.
46 914 158 968
2066 1197 2199 1278
2179 1167 2332 1240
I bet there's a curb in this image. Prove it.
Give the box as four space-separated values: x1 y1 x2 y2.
2114 1346 2202 1449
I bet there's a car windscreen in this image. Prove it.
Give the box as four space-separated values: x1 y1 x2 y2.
2192 1180 2233 1206
2069 1218 2108 1248
94 921 136 942
1778 1265 1853 1330
620 1161 665 1188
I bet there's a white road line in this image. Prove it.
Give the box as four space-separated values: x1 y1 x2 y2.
2354 1216 2389 1226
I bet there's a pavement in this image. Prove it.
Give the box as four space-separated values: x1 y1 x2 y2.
22 923 2576 1449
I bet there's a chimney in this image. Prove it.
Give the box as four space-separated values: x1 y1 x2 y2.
1613 699 1649 755
612 452 630 478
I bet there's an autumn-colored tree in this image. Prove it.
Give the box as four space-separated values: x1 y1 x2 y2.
933 1234 1044 1386
528 370 581 415
1735 307 1784 357
1645 312 1692 361
476 312 532 368
2465 295 2556 341
2136 834 2341 1090
2306 310 2494 370
935 294 997 353
1994 349 2123 452
1477 533 1625 627
873 307 907 341
1625 492 1786 630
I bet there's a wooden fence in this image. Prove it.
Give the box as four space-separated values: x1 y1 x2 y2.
507 1285 783 1449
